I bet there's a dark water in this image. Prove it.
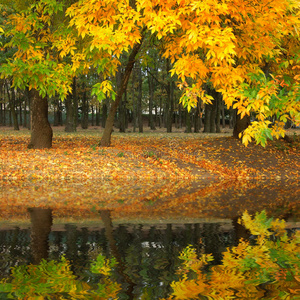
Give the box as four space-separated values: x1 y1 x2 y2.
0 179 299 299
0 210 255 299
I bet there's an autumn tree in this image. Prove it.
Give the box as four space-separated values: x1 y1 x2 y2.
1 0 299 147
0 0 74 148
63 0 300 146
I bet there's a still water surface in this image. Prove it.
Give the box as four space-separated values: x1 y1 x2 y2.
0 179 299 299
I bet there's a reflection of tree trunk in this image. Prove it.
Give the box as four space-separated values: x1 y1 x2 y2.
232 216 250 246
28 208 53 264
65 224 79 263
28 89 53 149
99 210 135 298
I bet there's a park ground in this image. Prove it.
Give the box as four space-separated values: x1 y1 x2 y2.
1 125 300 180
0 126 300 223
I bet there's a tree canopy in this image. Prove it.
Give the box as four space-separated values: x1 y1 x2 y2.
1 0 300 146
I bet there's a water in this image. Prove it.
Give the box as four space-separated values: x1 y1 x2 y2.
0 179 299 299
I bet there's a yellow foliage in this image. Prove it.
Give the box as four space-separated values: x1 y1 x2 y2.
2 0 300 145
165 211 300 300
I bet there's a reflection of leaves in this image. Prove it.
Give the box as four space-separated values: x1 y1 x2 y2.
0 255 121 299
90 254 118 276
165 211 300 300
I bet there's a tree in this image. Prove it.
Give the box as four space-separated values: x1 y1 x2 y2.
0 0 74 148
64 0 300 146
2 0 299 147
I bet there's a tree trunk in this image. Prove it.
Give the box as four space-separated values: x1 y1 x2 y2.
166 60 174 133
233 111 251 139
81 81 89 129
96 105 100 126
10 88 19 131
185 110 192 133
100 30 146 146
65 93 76 132
28 89 53 149
65 78 77 131
5 81 19 130
137 63 143 133
194 102 200 133
19 95 22 126
101 100 108 128
203 102 212 132
215 94 221 133
148 68 156 130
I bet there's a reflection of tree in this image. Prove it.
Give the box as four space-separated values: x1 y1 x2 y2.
2 212 269 298
28 207 53 264
232 216 250 246
99 209 136 299
0 227 31 279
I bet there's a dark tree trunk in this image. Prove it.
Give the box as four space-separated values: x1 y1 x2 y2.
116 68 126 132
65 93 76 132
64 78 77 130
229 107 235 129
10 89 19 131
221 100 226 128
210 100 217 133
5 81 19 130
99 210 135 298
91 105 94 126
28 208 53 264
131 67 137 132
203 102 212 132
166 60 174 133
148 68 156 130
100 30 146 146
53 97 63 126
0 102 3 126
101 100 108 128
233 111 251 139
28 89 53 149
185 110 192 133
96 105 100 126
0 82 3 126
194 102 200 133
19 95 22 126
137 63 143 133
81 81 89 129
215 94 221 133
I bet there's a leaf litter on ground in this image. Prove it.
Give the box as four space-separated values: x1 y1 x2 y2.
0 128 299 223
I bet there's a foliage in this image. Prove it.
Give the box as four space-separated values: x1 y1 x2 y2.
0 0 74 99
64 0 300 145
0 254 121 299
164 211 300 300
1 0 300 145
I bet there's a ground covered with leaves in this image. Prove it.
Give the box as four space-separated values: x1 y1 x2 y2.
1 127 300 223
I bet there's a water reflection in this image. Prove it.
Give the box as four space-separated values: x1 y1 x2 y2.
1 179 299 223
0 208 299 299
0 179 299 298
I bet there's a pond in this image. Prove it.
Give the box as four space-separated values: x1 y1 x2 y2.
0 179 299 299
